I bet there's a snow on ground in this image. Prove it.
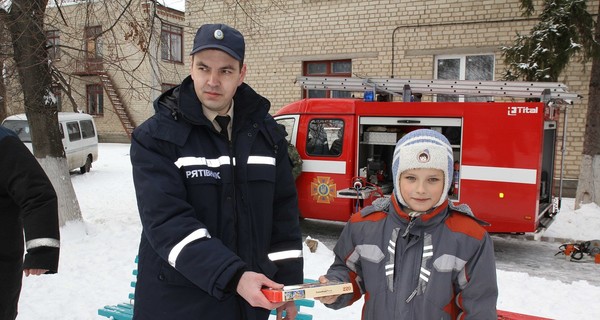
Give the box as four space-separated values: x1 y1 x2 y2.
16 143 600 319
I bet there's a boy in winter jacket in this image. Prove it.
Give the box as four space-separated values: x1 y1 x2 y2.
317 129 498 319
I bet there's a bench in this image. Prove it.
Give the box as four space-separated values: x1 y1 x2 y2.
497 310 552 320
97 257 137 320
98 257 314 320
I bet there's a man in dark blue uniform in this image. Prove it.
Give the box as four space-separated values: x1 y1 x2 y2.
130 23 303 319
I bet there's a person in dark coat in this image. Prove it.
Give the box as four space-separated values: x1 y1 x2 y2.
130 23 303 320
0 126 60 320
278 124 303 180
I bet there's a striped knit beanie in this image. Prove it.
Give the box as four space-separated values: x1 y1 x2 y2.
392 129 454 208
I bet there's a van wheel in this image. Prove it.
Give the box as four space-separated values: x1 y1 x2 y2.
80 155 92 174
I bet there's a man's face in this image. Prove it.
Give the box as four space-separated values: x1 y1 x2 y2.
190 49 246 115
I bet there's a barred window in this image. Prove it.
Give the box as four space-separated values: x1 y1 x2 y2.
161 23 183 63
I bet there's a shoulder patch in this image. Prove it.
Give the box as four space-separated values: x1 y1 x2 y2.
445 212 486 240
449 202 490 226
449 202 474 216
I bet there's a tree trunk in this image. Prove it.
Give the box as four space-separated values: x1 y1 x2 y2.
575 1 600 209
6 0 82 225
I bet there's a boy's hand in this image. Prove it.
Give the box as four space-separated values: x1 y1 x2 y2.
314 275 341 305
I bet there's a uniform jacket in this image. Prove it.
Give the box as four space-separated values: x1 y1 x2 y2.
0 126 60 273
130 76 303 320
325 195 498 320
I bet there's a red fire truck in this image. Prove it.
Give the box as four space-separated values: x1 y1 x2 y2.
274 77 581 233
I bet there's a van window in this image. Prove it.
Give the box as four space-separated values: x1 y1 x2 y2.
276 118 296 144
80 120 95 139
2 120 31 142
66 121 81 141
306 119 344 156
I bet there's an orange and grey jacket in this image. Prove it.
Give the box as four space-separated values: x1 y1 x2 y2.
324 195 498 320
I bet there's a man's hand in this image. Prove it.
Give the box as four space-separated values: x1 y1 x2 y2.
275 301 298 320
314 275 341 305
24 269 48 277
236 271 286 311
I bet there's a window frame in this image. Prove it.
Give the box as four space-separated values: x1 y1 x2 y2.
302 60 352 99
434 54 495 102
161 83 178 93
80 120 96 139
86 84 104 116
84 26 103 61
305 118 345 157
66 121 82 142
161 23 183 63
51 84 62 111
46 30 60 61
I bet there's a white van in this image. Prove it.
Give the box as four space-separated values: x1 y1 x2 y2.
2 112 99 174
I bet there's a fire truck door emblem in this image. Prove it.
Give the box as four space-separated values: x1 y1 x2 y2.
311 176 337 204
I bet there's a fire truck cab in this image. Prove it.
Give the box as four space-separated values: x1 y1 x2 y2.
274 77 580 233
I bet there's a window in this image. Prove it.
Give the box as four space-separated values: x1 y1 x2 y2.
80 120 95 139
161 23 183 63
51 85 62 111
303 60 352 98
58 123 64 139
435 54 495 102
306 119 344 156
276 118 297 144
87 84 104 116
66 122 81 141
46 30 60 61
161 83 177 92
2 120 31 142
84 26 103 61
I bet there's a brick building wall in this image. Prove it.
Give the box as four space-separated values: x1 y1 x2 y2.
184 0 596 194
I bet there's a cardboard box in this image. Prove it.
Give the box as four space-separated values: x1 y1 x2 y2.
261 281 353 302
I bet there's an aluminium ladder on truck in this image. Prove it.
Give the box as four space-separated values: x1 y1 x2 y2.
296 76 582 104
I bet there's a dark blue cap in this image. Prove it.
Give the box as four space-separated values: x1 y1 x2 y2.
189 24 245 61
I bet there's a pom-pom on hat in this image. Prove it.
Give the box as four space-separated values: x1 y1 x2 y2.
392 129 454 209
190 23 245 61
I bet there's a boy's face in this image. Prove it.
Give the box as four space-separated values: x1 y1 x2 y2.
190 49 246 115
399 168 445 212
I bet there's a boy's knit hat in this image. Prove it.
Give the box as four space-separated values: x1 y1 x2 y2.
392 129 454 209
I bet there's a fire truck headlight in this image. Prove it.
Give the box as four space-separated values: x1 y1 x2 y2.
499 192 505 199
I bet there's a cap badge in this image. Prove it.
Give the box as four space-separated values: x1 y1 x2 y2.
214 29 224 40
417 149 430 163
